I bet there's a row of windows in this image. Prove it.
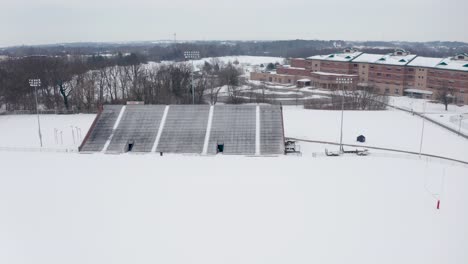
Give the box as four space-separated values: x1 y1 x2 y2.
369 66 404 71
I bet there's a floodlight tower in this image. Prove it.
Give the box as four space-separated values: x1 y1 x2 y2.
184 51 200 104
29 79 43 147
336 77 353 153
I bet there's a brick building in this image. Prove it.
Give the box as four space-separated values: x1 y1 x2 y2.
250 48 468 104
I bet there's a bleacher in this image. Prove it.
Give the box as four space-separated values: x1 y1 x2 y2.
260 105 285 155
106 105 166 153
80 105 123 152
80 104 285 155
207 105 257 155
156 105 210 153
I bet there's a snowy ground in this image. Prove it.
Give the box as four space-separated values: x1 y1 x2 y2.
389 96 468 135
282 106 468 161
0 114 95 151
1 106 468 264
0 152 467 264
191 55 284 67
1 106 467 161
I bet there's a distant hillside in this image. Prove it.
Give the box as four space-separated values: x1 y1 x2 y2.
1 39 468 60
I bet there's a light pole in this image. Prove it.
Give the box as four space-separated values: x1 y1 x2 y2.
184 51 200 104
419 101 426 157
29 79 43 148
336 77 353 153
459 114 464 136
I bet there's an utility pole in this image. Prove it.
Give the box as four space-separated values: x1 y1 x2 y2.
29 79 43 148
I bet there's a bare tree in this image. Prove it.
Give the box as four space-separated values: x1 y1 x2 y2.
436 82 454 111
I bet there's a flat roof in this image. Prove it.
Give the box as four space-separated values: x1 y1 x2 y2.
281 66 307 70
311 71 358 77
404 89 433 95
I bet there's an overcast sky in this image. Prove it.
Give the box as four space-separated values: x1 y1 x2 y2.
1 0 467 47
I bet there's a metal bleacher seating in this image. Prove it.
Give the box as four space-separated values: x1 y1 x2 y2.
156 105 210 153
207 105 257 155
80 105 123 152
106 105 166 153
80 104 285 155
260 105 285 155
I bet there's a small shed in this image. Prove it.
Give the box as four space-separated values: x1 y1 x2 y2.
357 135 366 143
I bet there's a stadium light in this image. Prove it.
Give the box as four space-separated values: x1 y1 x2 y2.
336 77 353 153
29 79 43 148
184 51 200 104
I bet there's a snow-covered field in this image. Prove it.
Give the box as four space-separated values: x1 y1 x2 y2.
191 56 284 67
1 105 468 264
0 114 95 151
389 96 468 135
1 152 467 264
283 106 468 161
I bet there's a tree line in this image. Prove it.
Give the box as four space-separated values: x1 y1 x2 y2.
0 55 243 112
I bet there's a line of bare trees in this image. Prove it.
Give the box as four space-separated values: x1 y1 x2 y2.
0 55 244 113
304 85 388 110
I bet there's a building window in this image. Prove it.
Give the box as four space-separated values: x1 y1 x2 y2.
395 89 399 94
385 88 390 93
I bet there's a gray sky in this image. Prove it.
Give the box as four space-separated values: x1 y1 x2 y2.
1 0 467 47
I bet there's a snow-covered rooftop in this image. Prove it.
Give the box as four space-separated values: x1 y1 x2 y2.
404 89 433 95
352 53 388 63
281 65 307 70
367 54 417 66
408 56 468 72
297 78 311 82
307 52 363 62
